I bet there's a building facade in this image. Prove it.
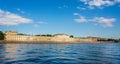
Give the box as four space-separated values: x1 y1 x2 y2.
5 31 99 42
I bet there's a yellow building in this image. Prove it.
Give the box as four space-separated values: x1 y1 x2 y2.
5 31 99 42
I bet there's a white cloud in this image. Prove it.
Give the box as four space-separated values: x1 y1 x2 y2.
93 17 116 27
34 24 39 27
77 6 86 10
74 15 87 23
0 9 32 26
16 8 25 14
63 5 68 8
73 13 80 16
89 0 114 7
115 0 120 2
74 13 116 27
37 21 48 24
33 21 48 27
80 0 120 9
58 5 68 9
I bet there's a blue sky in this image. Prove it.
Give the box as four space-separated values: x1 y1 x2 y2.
0 0 120 38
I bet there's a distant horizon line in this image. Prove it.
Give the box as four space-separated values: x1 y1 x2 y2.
2 30 119 39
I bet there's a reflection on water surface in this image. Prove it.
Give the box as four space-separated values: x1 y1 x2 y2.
0 43 120 64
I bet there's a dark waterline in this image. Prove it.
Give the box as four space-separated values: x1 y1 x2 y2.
0 43 120 64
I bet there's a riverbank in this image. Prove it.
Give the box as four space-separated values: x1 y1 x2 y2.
0 40 94 44
0 40 119 44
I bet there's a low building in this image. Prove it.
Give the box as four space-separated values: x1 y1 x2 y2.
53 34 70 38
5 31 99 42
5 31 18 35
52 34 71 42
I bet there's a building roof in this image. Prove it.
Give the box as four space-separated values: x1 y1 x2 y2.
5 30 17 33
54 34 69 36
5 30 18 35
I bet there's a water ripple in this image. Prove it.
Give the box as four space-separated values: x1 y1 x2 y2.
0 43 120 64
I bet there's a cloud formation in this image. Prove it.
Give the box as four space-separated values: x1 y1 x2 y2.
80 0 120 9
74 13 116 27
0 9 32 26
33 21 48 27
77 6 86 10
74 15 87 23
58 5 69 9
16 8 25 14
93 17 116 27
37 21 48 24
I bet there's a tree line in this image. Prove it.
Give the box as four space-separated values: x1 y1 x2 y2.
35 34 53 37
0 31 4 40
1 30 119 42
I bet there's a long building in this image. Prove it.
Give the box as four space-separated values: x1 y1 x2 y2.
5 31 99 42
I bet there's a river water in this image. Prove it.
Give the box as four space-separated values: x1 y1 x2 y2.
0 43 120 64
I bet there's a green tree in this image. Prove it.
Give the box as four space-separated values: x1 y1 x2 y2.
41 34 46 36
46 34 52 37
70 35 74 38
35 34 41 36
0 31 4 40
18 33 26 35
